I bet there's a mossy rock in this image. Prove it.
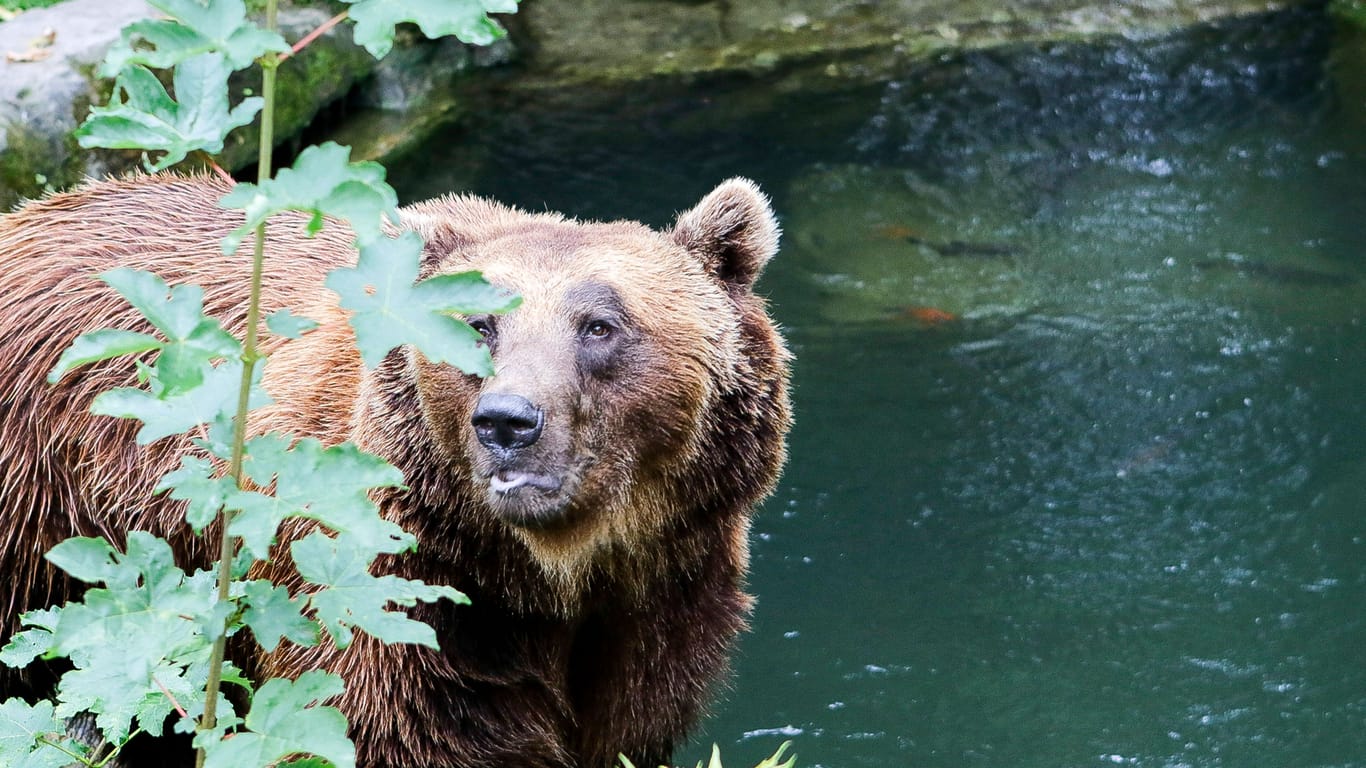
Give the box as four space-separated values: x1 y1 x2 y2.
0 0 374 208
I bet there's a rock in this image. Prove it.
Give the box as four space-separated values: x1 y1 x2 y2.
329 29 514 165
511 0 1318 91
0 0 374 210
0 0 1327 208
0 0 151 209
217 5 374 171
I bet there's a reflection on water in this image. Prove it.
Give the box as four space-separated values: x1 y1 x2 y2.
388 7 1366 767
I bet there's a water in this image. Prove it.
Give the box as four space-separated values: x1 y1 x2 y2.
387 8 1366 767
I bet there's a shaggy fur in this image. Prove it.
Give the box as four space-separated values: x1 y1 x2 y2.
0 174 790 768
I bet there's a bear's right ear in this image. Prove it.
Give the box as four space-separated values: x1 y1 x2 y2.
671 178 780 294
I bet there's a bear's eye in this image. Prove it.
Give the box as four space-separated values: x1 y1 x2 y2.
468 317 495 339
583 320 613 339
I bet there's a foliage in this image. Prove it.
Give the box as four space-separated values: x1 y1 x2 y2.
75 54 265 172
619 742 796 768
342 0 519 57
1330 0 1366 25
0 1 796 766
0 0 60 13
0 2 517 767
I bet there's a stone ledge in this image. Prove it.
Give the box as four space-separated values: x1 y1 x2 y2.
0 0 374 209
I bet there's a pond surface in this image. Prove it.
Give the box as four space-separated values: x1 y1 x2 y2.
388 7 1366 767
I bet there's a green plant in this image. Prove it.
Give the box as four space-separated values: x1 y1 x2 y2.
0 2 799 767
620 742 796 768
0 0 65 13
0 2 516 767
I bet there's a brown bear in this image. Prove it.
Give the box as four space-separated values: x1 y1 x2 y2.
0 173 791 767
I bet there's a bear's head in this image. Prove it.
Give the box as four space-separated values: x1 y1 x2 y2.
398 179 789 577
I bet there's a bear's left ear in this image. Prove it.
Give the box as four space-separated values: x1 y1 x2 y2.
671 178 780 293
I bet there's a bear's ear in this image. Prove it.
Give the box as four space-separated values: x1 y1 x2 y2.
399 194 517 276
670 178 780 293
400 199 475 276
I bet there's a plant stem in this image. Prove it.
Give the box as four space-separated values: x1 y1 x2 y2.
195 1 279 764
200 152 234 184
92 731 143 768
153 674 190 719
33 736 91 765
281 9 349 60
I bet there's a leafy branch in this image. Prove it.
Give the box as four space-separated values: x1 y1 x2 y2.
2 2 518 767
0 1 796 767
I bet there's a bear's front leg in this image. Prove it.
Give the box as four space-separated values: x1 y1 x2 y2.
565 570 753 768
255 603 577 768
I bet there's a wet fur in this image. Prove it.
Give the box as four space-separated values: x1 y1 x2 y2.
0 174 790 768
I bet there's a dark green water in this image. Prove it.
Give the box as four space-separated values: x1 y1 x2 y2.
388 8 1366 767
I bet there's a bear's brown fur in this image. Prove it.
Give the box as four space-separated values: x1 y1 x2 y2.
0 173 791 768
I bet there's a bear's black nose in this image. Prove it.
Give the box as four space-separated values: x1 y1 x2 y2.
471 394 544 451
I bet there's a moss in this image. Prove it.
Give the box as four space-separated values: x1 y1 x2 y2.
246 0 345 12
0 125 83 211
0 0 65 11
516 0 1316 92
215 23 373 170
1330 0 1366 27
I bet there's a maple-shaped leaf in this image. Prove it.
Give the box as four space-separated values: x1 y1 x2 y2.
292 533 466 649
218 142 398 254
0 699 84 768
325 231 519 373
49 268 241 395
92 358 271 445
343 0 518 58
224 435 410 561
199 671 354 768
155 456 237 533
76 54 263 172
101 0 288 74
17 534 222 742
239 580 319 653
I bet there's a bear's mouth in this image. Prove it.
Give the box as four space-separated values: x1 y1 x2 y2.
482 467 575 529
488 469 563 495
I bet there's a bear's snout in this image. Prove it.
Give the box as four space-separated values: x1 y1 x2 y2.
471 393 544 451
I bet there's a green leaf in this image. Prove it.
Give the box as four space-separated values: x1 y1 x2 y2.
47 329 162 384
343 0 517 57
53 638 229 740
30 533 223 742
756 742 796 768
279 759 336 768
267 309 320 339
194 413 239 461
92 358 270 445
200 671 354 768
224 436 410 561
325 231 519 372
239 580 319 653
1 535 235 745
55 644 158 740
156 456 236 532
76 54 264 172
0 627 55 670
292 533 466 649
45 537 119 584
0 699 83 768
218 142 399 254
102 0 289 74
96 268 241 394
0 608 59 669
